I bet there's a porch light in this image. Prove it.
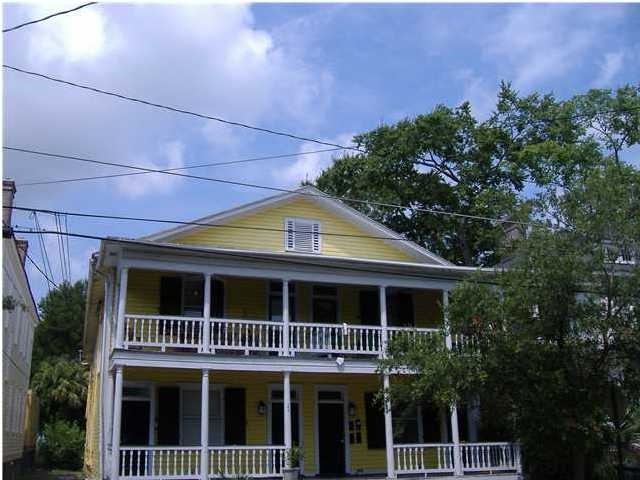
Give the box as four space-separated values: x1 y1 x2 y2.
348 401 356 417
257 401 266 415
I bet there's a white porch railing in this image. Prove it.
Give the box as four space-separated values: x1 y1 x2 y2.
393 443 455 474
289 322 383 355
208 445 286 478
123 315 204 351
462 442 521 472
387 326 440 345
209 318 284 355
119 446 200 479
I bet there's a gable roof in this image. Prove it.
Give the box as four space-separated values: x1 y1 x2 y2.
142 185 453 266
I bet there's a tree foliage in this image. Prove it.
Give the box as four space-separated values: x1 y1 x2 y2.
32 279 87 369
31 356 88 426
315 83 640 266
381 162 640 479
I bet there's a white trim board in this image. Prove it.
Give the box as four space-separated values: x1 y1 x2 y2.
313 385 351 476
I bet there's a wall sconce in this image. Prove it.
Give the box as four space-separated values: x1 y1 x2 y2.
257 401 266 416
348 401 356 417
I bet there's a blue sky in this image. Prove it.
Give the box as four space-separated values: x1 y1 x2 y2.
3 2 639 302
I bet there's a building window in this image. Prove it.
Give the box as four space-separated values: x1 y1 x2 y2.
285 218 321 254
180 388 224 446
269 282 296 322
312 286 338 324
159 276 225 318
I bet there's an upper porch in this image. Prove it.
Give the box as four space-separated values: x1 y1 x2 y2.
114 267 465 360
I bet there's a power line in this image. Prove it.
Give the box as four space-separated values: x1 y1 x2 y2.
12 228 494 282
4 146 536 226
25 251 59 289
14 147 344 187
32 211 55 289
6 205 416 241
3 2 98 33
3 64 363 153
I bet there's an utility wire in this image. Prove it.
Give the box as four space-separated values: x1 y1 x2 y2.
3 2 98 33
6 205 420 241
3 64 363 153
12 228 496 282
14 147 344 187
32 212 55 288
25 251 58 289
4 64 639 141
4 146 536 226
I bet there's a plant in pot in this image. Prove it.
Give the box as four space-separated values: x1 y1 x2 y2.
283 446 304 480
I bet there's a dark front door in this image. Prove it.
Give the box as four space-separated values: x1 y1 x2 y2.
318 403 345 476
120 401 151 476
121 401 150 445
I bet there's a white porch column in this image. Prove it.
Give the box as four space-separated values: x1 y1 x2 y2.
201 370 210 480
203 274 212 353
282 280 290 356
450 405 463 476
111 366 124 480
379 286 395 479
115 267 128 349
443 289 463 476
283 371 292 452
383 374 395 480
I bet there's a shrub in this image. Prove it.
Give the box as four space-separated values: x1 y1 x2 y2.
39 420 85 470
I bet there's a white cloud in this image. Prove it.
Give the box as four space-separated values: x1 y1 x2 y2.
116 141 186 198
277 133 355 186
592 51 625 87
484 4 626 91
455 69 497 120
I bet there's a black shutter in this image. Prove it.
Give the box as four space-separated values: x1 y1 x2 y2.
359 290 380 326
421 402 442 443
160 277 182 315
398 292 414 327
211 279 225 318
224 388 246 445
365 392 385 449
157 387 180 445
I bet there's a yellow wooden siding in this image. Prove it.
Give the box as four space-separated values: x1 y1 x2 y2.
172 197 417 262
84 366 101 479
125 270 443 328
123 368 393 473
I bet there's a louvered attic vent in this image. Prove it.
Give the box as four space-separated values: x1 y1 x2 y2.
285 218 321 253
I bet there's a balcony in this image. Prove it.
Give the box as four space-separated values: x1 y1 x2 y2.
122 314 440 357
116 270 448 359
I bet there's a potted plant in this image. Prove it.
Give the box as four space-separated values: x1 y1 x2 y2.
283 446 304 480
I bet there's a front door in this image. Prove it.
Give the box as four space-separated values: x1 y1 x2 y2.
120 400 151 476
318 402 345 476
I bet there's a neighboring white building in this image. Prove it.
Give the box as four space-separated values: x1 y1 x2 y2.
3 179 39 478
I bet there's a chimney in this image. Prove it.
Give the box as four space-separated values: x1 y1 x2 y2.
3 179 16 237
15 238 28 266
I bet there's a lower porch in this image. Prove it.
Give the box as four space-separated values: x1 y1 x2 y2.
108 368 521 479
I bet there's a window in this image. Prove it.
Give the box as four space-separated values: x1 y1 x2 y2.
269 282 296 322
387 291 415 327
285 218 321 253
159 276 225 317
270 387 301 446
313 286 338 324
181 388 224 446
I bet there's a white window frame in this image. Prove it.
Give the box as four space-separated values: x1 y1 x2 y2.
122 381 155 446
284 218 321 254
310 284 341 324
266 384 304 448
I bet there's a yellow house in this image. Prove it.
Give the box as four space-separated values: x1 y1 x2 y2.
83 186 521 480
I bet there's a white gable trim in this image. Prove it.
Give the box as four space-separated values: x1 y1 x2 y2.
141 186 452 266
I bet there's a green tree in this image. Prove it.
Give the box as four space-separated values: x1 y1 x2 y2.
380 161 640 479
31 356 88 426
315 84 640 266
32 279 87 369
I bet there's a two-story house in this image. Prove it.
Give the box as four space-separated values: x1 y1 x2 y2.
3 180 39 479
83 186 521 480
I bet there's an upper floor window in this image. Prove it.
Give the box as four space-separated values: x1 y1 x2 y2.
285 218 321 254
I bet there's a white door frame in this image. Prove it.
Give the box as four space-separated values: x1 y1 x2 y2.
122 381 155 446
313 385 350 475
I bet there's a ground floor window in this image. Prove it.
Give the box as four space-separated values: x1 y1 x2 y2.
181 388 224 446
269 387 301 446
